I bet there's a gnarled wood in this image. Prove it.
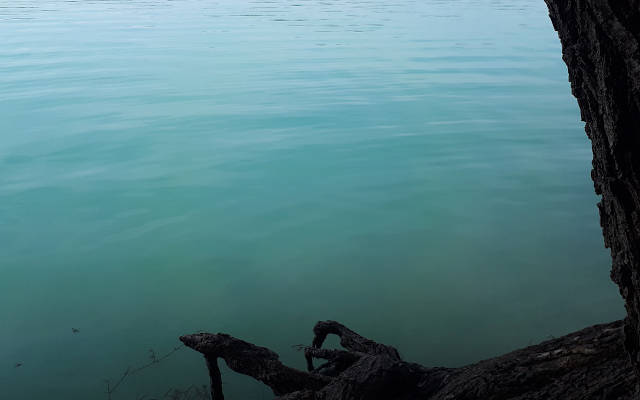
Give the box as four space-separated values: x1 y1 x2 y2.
182 320 634 399
179 332 329 397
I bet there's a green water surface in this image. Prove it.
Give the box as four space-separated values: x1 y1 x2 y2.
0 0 624 399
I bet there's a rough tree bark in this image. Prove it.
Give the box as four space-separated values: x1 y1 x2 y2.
181 320 634 399
181 0 640 397
544 0 640 376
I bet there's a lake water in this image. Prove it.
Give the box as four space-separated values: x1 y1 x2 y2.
0 0 625 399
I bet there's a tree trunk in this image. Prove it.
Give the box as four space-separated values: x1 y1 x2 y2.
544 0 640 377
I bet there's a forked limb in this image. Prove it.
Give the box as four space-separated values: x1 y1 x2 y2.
180 333 329 399
181 321 635 400
303 347 361 376
305 321 401 371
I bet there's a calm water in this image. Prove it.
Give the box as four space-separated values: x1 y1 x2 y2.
0 0 624 399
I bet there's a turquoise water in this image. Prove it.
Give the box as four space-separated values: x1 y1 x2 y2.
0 0 624 399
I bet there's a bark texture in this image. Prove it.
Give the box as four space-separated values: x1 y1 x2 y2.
181 320 634 399
544 0 640 374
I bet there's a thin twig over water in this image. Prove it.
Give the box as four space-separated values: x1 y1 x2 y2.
104 345 184 400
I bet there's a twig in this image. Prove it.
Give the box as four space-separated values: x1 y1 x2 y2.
104 345 184 399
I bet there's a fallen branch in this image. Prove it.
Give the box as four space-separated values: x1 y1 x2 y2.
181 320 635 400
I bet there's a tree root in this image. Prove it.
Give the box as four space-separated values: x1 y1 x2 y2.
180 320 635 400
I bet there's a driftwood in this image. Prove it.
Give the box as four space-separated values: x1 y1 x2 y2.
180 319 634 399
